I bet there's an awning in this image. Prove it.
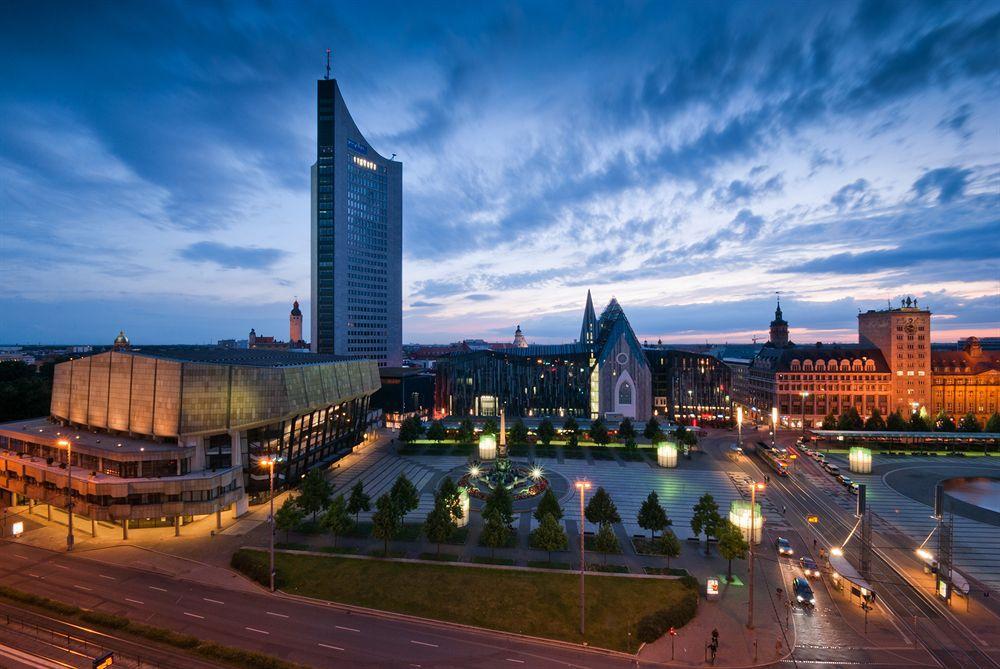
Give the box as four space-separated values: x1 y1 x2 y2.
829 554 877 600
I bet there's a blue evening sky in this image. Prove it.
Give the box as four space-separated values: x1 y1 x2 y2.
1 1 998 345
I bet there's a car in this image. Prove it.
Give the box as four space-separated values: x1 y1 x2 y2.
849 482 860 495
793 577 816 606
776 537 794 556
837 475 853 487
799 556 821 578
824 464 840 475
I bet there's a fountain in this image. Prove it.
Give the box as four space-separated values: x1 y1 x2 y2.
459 409 550 501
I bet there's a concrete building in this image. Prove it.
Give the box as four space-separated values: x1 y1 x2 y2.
858 298 932 415
311 74 402 366
0 346 379 535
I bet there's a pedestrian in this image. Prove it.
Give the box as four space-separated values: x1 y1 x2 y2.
813 538 817 549
782 505 787 514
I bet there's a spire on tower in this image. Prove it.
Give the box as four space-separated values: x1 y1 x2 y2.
325 48 331 80
580 290 598 346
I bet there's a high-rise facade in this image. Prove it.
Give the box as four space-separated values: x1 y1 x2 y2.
858 299 931 415
311 77 402 366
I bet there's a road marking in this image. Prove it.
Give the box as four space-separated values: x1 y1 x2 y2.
318 643 344 651
335 625 360 632
245 627 269 635
183 612 205 619
410 640 438 648
203 598 225 604
26 573 40 579
52 564 70 570
12 554 28 560
266 611 289 618
505 660 525 664
73 585 92 591
148 586 168 592
125 598 144 605
98 574 116 580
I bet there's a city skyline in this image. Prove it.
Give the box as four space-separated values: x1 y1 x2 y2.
2 2 998 345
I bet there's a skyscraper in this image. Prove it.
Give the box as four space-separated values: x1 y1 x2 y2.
311 73 402 366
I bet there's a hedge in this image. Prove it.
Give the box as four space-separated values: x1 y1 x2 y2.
636 583 699 643
0 585 81 616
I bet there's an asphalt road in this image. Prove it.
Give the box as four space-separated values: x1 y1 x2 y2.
0 541 638 669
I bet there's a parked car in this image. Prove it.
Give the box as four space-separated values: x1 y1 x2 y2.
824 464 840 475
799 556 821 578
849 482 860 495
837 475 853 487
793 577 816 606
776 537 794 556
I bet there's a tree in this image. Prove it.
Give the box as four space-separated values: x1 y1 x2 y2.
691 493 722 556
624 437 637 450
483 484 514 528
509 418 529 445
562 416 579 435
821 412 838 430
584 487 621 527
536 418 556 445
643 417 663 441
675 426 698 447
864 408 886 431
371 494 400 555
958 412 981 433
398 416 424 442
426 420 447 443
837 407 863 431
590 418 610 445
298 468 333 521
619 417 637 441
481 513 509 559
437 476 463 523
274 497 304 542
457 418 475 444
593 523 619 565
717 521 749 582
530 512 568 563
390 473 420 521
637 491 670 539
533 488 563 523
987 412 1000 434
935 411 956 432
320 495 352 547
346 481 371 524
482 418 498 435
909 411 931 432
657 531 682 569
567 432 579 448
886 410 907 431
424 495 457 555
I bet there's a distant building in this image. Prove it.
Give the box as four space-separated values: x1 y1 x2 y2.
248 300 309 351
371 367 435 428
931 337 1000 423
644 346 733 424
512 325 528 348
290 299 304 345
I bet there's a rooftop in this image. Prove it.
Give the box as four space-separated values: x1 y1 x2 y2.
0 417 186 455
110 346 350 367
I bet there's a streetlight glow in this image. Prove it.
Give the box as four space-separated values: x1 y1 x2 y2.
530 466 543 480
831 547 844 557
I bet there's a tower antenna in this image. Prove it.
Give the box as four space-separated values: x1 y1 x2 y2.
325 48 331 80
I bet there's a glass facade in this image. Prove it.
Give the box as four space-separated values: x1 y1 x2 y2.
345 155 389 358
645 348 733 424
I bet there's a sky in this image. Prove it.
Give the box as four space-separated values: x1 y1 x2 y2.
1 1 998 346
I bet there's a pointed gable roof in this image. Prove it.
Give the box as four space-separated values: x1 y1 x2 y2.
580 290 598 345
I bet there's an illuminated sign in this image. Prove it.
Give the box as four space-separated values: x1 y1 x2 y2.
346 138 368 155
937 579 949 600
706 578 720 599
93 651 114 669
11 521 24 536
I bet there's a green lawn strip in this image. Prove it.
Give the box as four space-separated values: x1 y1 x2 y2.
419 552 461 562
367 549 407 558
527 561 573 570
587 564 629 574
234 549 696 651
643 567 689 576
319 546 356 555
471 556 517 566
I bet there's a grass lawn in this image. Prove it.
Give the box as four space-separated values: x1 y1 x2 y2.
236 549 696 651
319 546 356 555
527 560 573 570
643 566 689 576
419 552 460 562
471 556 516 566
367 549 407 558
587 563 628 573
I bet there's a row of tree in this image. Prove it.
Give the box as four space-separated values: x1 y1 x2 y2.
821 407 1000 433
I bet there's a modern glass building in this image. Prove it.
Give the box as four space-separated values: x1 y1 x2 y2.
644 347 733 424
311 76 402 366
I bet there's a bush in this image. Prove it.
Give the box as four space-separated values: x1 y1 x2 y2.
231 549 282 588
0 585 81 616
195 641 304 669
128 622 200 648
636 584 698 643
80 610 129 629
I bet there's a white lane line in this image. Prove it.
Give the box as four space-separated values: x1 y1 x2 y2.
266 611 289 618
125 598 144 605
52 564 70 570
318 643 344 651
73 585 92 591
245 627 269 635
410 640 438 648
335 625 360 632
183 612 205 619
26 573 40 579
203 598 225 604
148 586 168 592
12 554 28 560
505 660 525 665
98 574 116 580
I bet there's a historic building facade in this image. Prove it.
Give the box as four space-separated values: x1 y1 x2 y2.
434 293 651 420
930 337 1000 423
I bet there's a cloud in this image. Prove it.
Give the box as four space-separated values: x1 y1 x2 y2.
178 242 288 270
464 294 494 302
830 178 879 211
937 103 973 139
911 167 973 204
409 300 440 308
713 173 784 206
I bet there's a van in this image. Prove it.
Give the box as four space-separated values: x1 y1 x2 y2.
824 464 840 475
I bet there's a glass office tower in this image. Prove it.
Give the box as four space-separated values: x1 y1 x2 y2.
312 77 402 366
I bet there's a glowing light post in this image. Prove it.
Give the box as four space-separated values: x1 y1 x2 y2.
771 407 778 449
260 455 283 592
736 406 743 451
747 481 765 629
58 439 74 551
800 392 809 437
575 480 592 637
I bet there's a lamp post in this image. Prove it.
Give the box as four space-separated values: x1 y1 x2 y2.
575 480 592 637
747 481 764 629
58 439 74 551
771 407 778 449
260 455 281 592
800 392 809 437
736 406 743 450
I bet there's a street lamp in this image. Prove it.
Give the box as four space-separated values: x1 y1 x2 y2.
58 439 74 551
747 481 765 629
259 454 283 592
800 392 810 437
736 406 743 450
575 480 592 637
771 407 778 449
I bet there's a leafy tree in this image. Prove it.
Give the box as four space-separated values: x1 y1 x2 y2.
437 476 463 523
584 487 621 527
371 494 400 555
657 531 682 569
562 416 579 435
457 418 475 444
482 418 498 435
675 426 698 447
530 512 568 563
886 410 908 431
864 408 886 431
935 411 956 432
0 361 53 422
424 495 457 555
837 407 864 431
909 411 931 432
483 483 514 528
987 412 1000 434
320 495 352 547
509 418 529 445
643 416 662 441
566 432 579 448
637 491 670 539
298 469 333 521
390 473 420 521
821 412 838 430
590 418 610 445
398 416 424 442
274 497 304 542
481 513 509 559
346 481 371 524
536 418 556 445
533 488 563 522
959 412 982 433
593 523 619 565
717 520 749 582
618 417 637 441
691 493 722 556
624 437 637 450
426 420 447 443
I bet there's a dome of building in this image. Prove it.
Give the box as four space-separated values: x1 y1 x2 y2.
291 300 302 317
113 330 130 351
